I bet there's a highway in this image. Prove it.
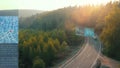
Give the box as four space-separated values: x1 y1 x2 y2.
60 37 101 68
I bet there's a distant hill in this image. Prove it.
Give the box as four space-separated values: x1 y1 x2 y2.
0 9 44 17
18 9 44 18
19 7 74 29
0 10 18 16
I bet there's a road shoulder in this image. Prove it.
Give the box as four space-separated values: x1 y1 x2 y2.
100 55 120 68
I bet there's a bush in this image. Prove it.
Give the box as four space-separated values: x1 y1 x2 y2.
32 57 45 68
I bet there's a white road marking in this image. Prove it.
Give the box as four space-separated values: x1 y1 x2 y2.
90 38 101 68
60 38 88 68
60 37 101 68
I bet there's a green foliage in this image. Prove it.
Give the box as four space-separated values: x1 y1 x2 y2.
100 1 120 61
32 57 45 68
19 6 100 31
19 29 83 68
61 41 69 52
19 8 74 30
19 1 120 67
66 30 83 46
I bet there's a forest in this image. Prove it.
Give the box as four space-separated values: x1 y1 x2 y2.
19 29 83 68
19 1 120 68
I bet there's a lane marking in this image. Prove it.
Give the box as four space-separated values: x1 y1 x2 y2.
60 38 88 68
78 44 92 67
64 44 88 68
90 38 101 68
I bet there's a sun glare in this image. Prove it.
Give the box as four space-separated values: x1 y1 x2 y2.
0 0 118 10
75 0 115 6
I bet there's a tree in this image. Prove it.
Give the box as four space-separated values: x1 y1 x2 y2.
61 41 69 52
100 1 120 60
32 57 45 68
54 39 61 52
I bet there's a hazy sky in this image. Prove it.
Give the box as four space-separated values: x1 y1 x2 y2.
0 0 117 10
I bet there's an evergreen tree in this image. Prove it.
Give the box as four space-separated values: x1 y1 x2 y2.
32 57 45 68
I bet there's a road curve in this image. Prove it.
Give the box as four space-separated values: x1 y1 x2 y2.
59 37 101 68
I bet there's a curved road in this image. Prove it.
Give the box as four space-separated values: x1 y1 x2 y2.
60 37 101 68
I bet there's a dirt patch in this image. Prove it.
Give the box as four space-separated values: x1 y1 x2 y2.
100 55 120 68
